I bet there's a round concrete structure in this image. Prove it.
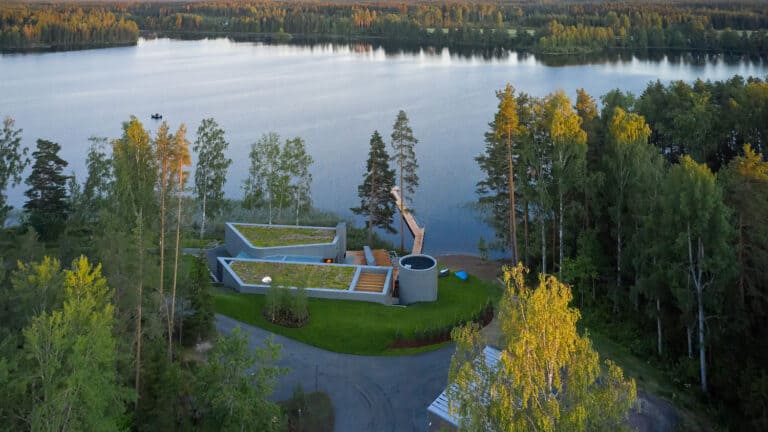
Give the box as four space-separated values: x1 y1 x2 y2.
398 254 438 305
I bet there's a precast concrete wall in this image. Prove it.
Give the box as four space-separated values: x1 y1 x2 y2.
398 254 438 305
224 222 344 261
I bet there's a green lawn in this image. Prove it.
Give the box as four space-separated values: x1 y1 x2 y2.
233 224 335 247
229 261 356 289
214 273 499 355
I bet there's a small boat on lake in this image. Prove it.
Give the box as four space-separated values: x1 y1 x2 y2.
151 113 162 120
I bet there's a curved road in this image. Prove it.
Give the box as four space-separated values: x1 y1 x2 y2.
216 314 452 432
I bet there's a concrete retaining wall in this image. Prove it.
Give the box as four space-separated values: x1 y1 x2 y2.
224 222 345 262
218 257 392 305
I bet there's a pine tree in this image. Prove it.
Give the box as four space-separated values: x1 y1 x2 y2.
352 131 397 245
193 118 231 238
390 110 419 251
23 139 69 241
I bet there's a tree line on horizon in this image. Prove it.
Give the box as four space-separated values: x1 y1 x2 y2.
4 1 768 56
476 76 768 429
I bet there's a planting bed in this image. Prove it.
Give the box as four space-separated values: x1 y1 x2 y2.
229 260 355 289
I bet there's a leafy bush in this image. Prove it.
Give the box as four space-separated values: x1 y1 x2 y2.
264 286 310 328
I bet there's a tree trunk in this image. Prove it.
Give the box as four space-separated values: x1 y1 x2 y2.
615 211 622 314
399 148 405 252
199 186 207 239
558 184 564 279
541 215 546 274
738 213 744 308
507 134 518 264
523 199 529 267
135 209 144 408
369 167 376 246
686 325 693 359
656 297 663 356
169 164 184 363
551 212 556 274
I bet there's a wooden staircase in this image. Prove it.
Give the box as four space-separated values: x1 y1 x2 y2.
354 272 387 293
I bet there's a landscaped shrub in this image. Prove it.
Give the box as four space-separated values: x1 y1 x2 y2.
391 300 494 348
264 286 310 328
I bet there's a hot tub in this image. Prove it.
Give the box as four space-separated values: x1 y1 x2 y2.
398 254 438 304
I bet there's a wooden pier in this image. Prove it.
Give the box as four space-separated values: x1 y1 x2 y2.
391 186 425 255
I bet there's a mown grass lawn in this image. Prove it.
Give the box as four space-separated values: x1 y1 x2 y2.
214 273 500 355
234 224 335 247
230 261 355 289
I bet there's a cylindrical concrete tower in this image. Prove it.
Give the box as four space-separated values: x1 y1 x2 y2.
398 254 438 305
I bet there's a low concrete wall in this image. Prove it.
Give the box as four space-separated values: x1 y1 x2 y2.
218 257 392 305
225 222 344 262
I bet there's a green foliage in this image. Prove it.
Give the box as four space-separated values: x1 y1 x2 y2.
390 110 419 250
183 255 215 344
264 285 310 327
0 116 29 226
17 256 133 431
2 256 65 332
194 118 231 238
195 327 284 431
352 130 397 244
23 139 69 241
448 264 636 431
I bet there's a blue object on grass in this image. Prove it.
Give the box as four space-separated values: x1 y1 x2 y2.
454 270 468 281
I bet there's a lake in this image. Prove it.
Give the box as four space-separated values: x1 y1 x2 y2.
1 38 766 255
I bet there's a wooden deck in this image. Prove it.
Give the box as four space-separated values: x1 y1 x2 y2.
354 272 388 293
391 186 425 254
346 249 393 267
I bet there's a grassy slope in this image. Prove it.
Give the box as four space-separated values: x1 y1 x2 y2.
214 274 499 355
585 328 716 431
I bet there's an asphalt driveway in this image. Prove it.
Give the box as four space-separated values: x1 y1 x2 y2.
216 314 453 432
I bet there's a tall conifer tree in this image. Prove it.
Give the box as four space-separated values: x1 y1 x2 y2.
23 139 69 240
390 110 419 251
352 131 396 245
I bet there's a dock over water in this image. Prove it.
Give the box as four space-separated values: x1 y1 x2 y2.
391 186 425 255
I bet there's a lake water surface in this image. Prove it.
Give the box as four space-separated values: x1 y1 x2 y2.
1 38 766 255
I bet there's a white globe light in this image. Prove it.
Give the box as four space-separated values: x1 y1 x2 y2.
262 276 272 284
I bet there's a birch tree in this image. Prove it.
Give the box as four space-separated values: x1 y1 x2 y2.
243 133 281 223
448 264 636 431
661 156 733 393
544 91 587 277
169 124 191 360
602 107 651 312
193 118 231 239
282 137 313 226
0 116 29 225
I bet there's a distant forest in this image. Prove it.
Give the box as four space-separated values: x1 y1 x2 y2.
2 0 768 55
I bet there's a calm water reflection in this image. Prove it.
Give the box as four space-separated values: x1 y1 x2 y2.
1 38 766 254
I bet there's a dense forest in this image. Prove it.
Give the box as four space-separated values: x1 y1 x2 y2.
475 76 768 429
3 0 768 56
0 115 327 430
